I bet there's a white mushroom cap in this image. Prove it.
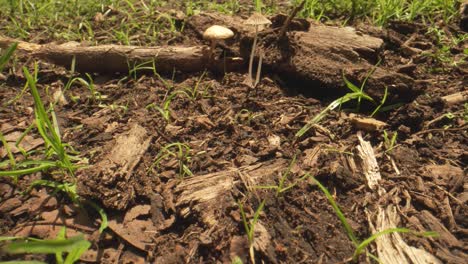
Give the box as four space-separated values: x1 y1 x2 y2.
203 25 234 40
244 12 272 26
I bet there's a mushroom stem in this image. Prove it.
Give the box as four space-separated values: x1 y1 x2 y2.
209 40 217 59
247 26 259 85
254 51 263 88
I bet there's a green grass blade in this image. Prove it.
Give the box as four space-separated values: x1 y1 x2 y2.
252 200 265 226
343 74 361 93
371 86 388 117
0 163 54 177
63 240 91 264
296 93 358 138
85 201 108 233
0 42 18 72
280 173 312 194
277 154 297 195
55 227 66 264
352 228 438 260
311 176 359 246
238 201 251 239
4 235 89 255
0 131 16 167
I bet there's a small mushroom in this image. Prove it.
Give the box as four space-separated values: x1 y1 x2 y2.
243 12 271 87
203 25 234 59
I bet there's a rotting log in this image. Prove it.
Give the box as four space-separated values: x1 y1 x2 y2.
188 13 420 101
174 159 288 227
0 36 243 73
77 123 151 210
265 25 417 100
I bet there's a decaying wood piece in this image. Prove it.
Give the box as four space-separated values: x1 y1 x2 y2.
356 132 442 264
265 25 417 100
175 159 288 226
356 132 384 195
0 36 243 73
368 206 443 264
349 113 388 132
77 123 151 210
441 91 468 105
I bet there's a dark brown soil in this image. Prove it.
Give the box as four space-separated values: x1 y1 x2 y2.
1 8 467 264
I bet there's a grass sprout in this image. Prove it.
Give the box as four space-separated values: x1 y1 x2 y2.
2 63 107 234
149 142 193 178
383 130 398 153
128 60 158 80
0 160 56 181
146 91 180 122
2 65 78 180
296 66 388 138
63 73 101 103
352 227 438 260
179 71 211 101
296 89 374 138
238 199 265 264
23 65 77 176
254 154 310 197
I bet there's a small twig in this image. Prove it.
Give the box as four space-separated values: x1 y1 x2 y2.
278 0 306 40
414 125 468 136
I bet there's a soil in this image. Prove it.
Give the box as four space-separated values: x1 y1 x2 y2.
1 3 467 264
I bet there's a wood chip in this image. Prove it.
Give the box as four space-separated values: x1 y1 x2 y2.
349 113 388 132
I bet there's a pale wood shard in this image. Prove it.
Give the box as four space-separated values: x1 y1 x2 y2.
441 91 468 105
357 132 442 264
369 206 443 264
78 123 151 210
356 132 383 194
174 159 288 226
349 113 388 132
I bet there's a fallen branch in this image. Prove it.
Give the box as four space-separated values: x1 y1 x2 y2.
0 36 243 73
